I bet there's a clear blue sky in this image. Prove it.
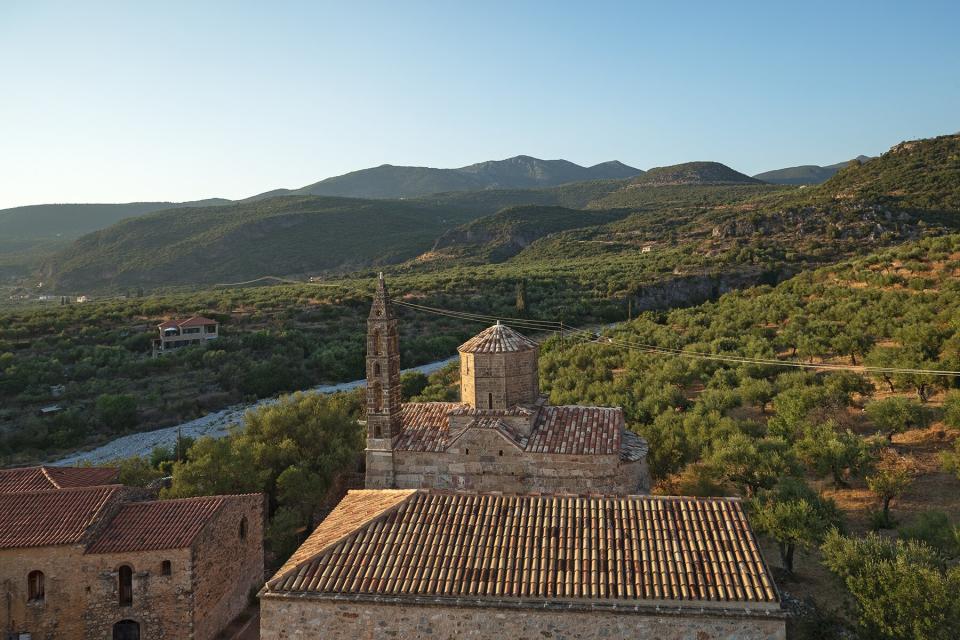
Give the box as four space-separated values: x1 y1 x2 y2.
1 0 958 209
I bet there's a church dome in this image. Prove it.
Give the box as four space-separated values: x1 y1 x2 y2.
458 323 537 354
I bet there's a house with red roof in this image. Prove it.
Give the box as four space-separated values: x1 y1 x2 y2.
153 316 219 355
0 466 263 640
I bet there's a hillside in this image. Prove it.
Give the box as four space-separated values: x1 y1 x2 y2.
0 199 230 265
754 156 871 185
426 206 630 264
631 161 763 186
249 155 643 200
37 179 630 291
41 196 485 290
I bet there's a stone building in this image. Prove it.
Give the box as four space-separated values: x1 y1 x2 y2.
260 489 786 639
365 274 650 494
0 466 264 640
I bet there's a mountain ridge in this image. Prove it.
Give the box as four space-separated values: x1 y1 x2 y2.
246 155 644 201
753 155 872 185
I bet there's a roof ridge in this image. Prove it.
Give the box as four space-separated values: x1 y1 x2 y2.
39 466 61 489
0 483 124 498
265 490 417 590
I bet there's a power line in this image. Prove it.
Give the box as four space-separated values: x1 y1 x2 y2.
209 273 960 378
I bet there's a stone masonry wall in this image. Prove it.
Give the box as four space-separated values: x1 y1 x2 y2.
461 350 538 410
392 428 647 494
1 545 89 639
191 494 265 640
260 597 787 640
82 547 194 640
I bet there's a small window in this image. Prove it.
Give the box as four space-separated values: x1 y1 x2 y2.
161 560 171 576
239 516 248 541
118 565 133 606
487 393 493 409
373 362 381 376
28 570 44 602
499 450 503 457
465 448 470 455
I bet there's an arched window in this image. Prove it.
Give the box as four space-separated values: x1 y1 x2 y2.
113 619 140 640
118 565 133 606
27 570 44 602
239 516 248 541
488 393 493 410
371 381 382 412
160 560 171 576
371 329 381 355
373 362 381 377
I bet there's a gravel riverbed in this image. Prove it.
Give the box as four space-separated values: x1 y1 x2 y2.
53 356 457 466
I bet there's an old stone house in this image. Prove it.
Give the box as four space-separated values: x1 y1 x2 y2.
0 466 264 640
260 489 786 639
365 274 650 494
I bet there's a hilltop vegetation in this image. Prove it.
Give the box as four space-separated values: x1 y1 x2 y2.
630 160 764 186
248 155 643 200
754 156 870 185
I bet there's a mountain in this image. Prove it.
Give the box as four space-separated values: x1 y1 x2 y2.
0 199 231 266
247 156 643 200
38 133 960 293
630 161 764 186
754 155 872 185
0 200 230 241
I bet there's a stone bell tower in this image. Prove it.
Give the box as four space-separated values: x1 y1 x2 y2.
365 273 401 488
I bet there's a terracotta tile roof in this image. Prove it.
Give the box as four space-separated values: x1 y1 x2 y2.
272 489 415 580
266 491 779 608
527 406 623 455
0 485 123 549
393 402 468 451
86 495 228 554
158 315 216 330
0 465 119 493
394 404 632 458
458 323 538 354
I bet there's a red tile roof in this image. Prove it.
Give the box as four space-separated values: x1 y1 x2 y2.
458 323 538 354
0 466 119 493
0 485 123 549
266 491 779 608
527 406 622 455
86 495 228 554
158 316 216 330
393 402 468 452
394 403 627 457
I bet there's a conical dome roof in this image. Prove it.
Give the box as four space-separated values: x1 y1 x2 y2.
458 322 537 354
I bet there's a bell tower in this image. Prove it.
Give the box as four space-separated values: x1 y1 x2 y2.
365 273 401 488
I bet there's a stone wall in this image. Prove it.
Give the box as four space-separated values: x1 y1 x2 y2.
260 597 787 640
82 547 194 640
1 495 265 640
1 545 88 639
191 494 265 640
392 428 647 494
460 349 539 410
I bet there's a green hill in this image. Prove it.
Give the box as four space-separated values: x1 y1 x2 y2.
40 196 490 290
0 200 230 261
427 205 631 264
248 155 643 200
631 161 763 186
753 156 871 185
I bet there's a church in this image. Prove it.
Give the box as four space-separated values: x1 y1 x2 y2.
363 274 650 494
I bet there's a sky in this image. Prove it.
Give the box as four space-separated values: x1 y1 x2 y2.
1 1 958 209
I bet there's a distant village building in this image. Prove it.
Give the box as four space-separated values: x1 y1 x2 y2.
153 316 219 355
260 490 786 639
641 244 653 253
0 465 264 640
363 274 650 494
